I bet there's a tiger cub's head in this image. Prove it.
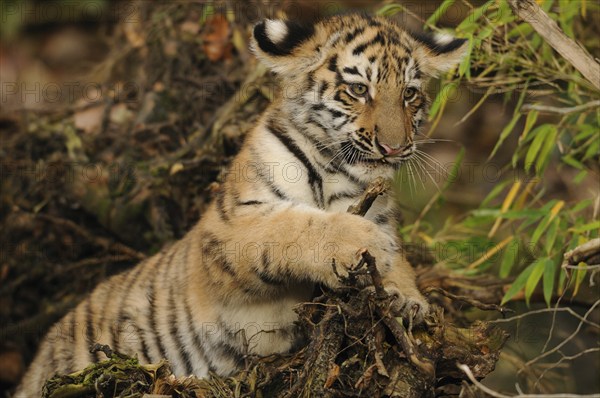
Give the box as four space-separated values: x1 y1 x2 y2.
252 14 467 178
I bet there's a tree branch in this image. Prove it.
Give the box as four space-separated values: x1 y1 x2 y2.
507 0 600 90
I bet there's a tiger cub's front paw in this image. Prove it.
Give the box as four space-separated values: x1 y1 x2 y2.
386 287 430 323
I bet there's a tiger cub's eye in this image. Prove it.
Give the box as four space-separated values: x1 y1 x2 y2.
350 83 368 96
403 87 417 100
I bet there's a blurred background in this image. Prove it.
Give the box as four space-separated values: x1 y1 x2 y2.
1 0 598 396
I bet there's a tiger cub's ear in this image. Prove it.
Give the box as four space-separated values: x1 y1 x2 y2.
252 19 316 75
412 31 469 77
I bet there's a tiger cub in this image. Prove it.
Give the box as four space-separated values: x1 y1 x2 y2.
15 14 467 396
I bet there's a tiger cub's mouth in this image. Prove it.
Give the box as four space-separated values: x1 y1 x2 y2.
341 139 414 165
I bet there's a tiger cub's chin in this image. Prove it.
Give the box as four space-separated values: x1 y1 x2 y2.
14 13 467 397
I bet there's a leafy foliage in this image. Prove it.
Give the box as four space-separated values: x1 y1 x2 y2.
385 0 599 306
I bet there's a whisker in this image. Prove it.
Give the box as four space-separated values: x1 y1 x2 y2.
412 153 442 192
408 158 426 190
415 149 449 177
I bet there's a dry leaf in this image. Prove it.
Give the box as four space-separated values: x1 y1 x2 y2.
74 105 105 134
181 21 200 35
324 363 340 388
110 103 134 125
202 15 232 62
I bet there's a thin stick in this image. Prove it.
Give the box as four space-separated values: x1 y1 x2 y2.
425 287 513 316
459 364 600 398
360 250 435 380
347 177 390 216
522 100 600 115
507 0 600 90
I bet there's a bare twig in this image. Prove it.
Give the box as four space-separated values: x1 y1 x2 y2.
521 300 600 371
563 238 600 265
459 364 600 398
488 303 600 329
522 100 600 115
360 250 436 380
425 286 513 316
507 0 600 90
35 213 146 261
347 177 390 216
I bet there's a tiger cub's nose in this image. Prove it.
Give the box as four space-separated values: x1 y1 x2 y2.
380 143 412 157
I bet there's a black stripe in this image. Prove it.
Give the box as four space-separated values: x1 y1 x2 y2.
47 331 58 374
327 54 338 72
253 20 314 56
113 264 145 353
344 27 365 43
183 293 216 374
148 253 171 362
267 121 324 208
324 107 345 119
216 190 230 222
327 190 359 206
353 138 371 152
85 299 97 363
318 81 329 99
215 319 246 365
202 234 237 277
213 340 245 368
306 117 328 134
334 91 352 107
412 32 467 55
181 241 215 374
255 249 284 286
169 279 193 375
368 18 382 27
238 200 264 206
261 175 287 200
94 282 116 361
352 32 386 55
374 213 390 225
342 66 362 76
120 313 151 363
65 312 76 372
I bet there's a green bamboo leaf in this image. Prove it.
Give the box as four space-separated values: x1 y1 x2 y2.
489 84 528 160
501 262 535 305
543 258 557 307
531 200 563 246
574 124 596 141
443 147 465 190
582 138 599 161
457 0 493 31
458 35 473 78
574 170 588 184
571 199 592 213
519 110 539 145
562 155 584 170
471 209 500 217
426 0 456 26
490 112 522 161
482 180 511 207
558 266 568 295
525 258 547 305
499 238 517 278
376 4 405 16
544 217 560 255
573 262 587 297
525 124 553 172
429 83 456 120
535 125 557 173
569 220 600 234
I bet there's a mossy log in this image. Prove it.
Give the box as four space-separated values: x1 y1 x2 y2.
42 279 507 398
42 178 509 398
